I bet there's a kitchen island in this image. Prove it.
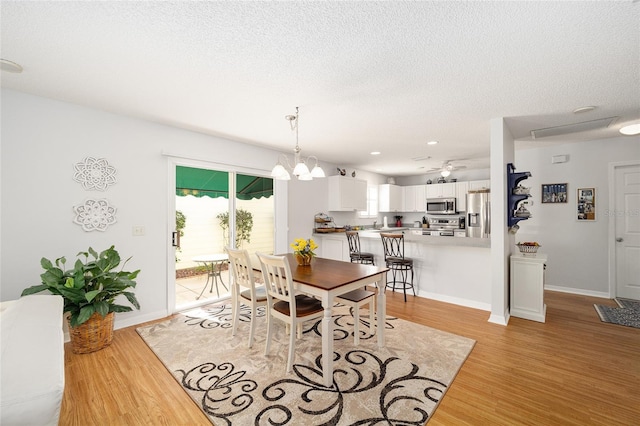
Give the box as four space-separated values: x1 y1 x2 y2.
313 229 491 311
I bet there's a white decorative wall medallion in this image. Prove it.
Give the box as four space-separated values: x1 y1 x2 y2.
73 157 117 191
73 199 117 232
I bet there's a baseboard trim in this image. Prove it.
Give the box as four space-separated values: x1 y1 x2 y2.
545 285 610 299
416 290 491 312
63 309 170 343
115 309 170 330
488 312 509 326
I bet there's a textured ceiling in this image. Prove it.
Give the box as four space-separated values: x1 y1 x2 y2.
1 1 639 176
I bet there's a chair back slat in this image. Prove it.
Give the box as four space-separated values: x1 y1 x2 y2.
227 247 254 291
256 253 295 307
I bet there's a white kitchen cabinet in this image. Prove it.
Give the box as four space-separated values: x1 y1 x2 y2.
379 184 403 212
425 182 456 199
327 176 367 211
403 185 426 212
469 180 490 190
510 253 547 323
455 181 469 212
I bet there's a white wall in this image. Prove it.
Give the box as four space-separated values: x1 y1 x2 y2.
0 89 292 327
287 169 388 237
5 89 633 330
514 136 640 297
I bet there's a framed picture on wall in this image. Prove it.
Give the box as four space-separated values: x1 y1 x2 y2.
577 188 596 221
541 183 568 203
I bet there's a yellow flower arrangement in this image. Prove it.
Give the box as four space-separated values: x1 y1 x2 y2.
290 238 318 257
290 238 318 266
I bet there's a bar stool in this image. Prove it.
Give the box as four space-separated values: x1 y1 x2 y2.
345 231 375 265
380 233 415 302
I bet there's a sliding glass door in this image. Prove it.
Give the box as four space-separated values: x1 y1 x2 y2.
235 173 275 268
173 165 274 311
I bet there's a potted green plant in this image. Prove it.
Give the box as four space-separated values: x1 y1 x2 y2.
21 245 140 354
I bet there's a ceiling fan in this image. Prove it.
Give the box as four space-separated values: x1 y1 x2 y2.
426 160 467 177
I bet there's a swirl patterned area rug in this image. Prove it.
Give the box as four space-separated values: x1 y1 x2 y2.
136 302 475 425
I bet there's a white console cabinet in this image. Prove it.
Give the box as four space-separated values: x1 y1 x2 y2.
510 253 547 323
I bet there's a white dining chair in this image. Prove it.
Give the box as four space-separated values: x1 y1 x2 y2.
227 247 267 348
337 288 376 345
256 252 324 373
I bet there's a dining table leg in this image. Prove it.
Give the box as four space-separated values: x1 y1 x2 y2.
321 297 333 387
377 272 387 347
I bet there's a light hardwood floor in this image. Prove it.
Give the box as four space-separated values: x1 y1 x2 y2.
59 291 640 425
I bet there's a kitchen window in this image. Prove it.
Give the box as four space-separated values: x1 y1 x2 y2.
359 185 378 218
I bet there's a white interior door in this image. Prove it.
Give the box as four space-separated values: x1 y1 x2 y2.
614 163 640 300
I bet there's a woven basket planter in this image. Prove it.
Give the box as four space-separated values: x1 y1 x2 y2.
294 253 313 266
68 312 114 354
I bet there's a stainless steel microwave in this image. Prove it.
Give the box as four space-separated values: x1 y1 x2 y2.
426 197 457 214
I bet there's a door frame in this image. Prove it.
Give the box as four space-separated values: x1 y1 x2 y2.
607 160 640 298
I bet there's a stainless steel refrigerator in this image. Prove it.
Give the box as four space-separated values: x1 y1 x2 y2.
466 189 490 238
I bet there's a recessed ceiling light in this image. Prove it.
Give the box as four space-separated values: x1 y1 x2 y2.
620 123 640 136
370 151 381 155
0 59 23 73
573 106 596 114
427 140 439 145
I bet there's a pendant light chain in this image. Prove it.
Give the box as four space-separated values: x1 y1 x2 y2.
294 107 301 154
270 106 326 181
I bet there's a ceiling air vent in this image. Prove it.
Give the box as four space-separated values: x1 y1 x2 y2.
530 116 618 139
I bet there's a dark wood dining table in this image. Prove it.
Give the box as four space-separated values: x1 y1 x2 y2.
283 253 389 387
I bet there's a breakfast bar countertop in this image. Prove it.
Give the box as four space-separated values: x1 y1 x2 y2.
312 227 492 310
354 229 491 248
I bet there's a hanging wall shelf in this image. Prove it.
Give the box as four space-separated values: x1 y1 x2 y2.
507 163 532 228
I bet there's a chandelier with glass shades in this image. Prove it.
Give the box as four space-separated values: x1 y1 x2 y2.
271 107 325 181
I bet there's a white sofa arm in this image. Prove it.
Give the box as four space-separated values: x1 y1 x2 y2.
1 294 65 426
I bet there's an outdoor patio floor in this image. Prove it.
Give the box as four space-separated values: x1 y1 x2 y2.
176 273 231 308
